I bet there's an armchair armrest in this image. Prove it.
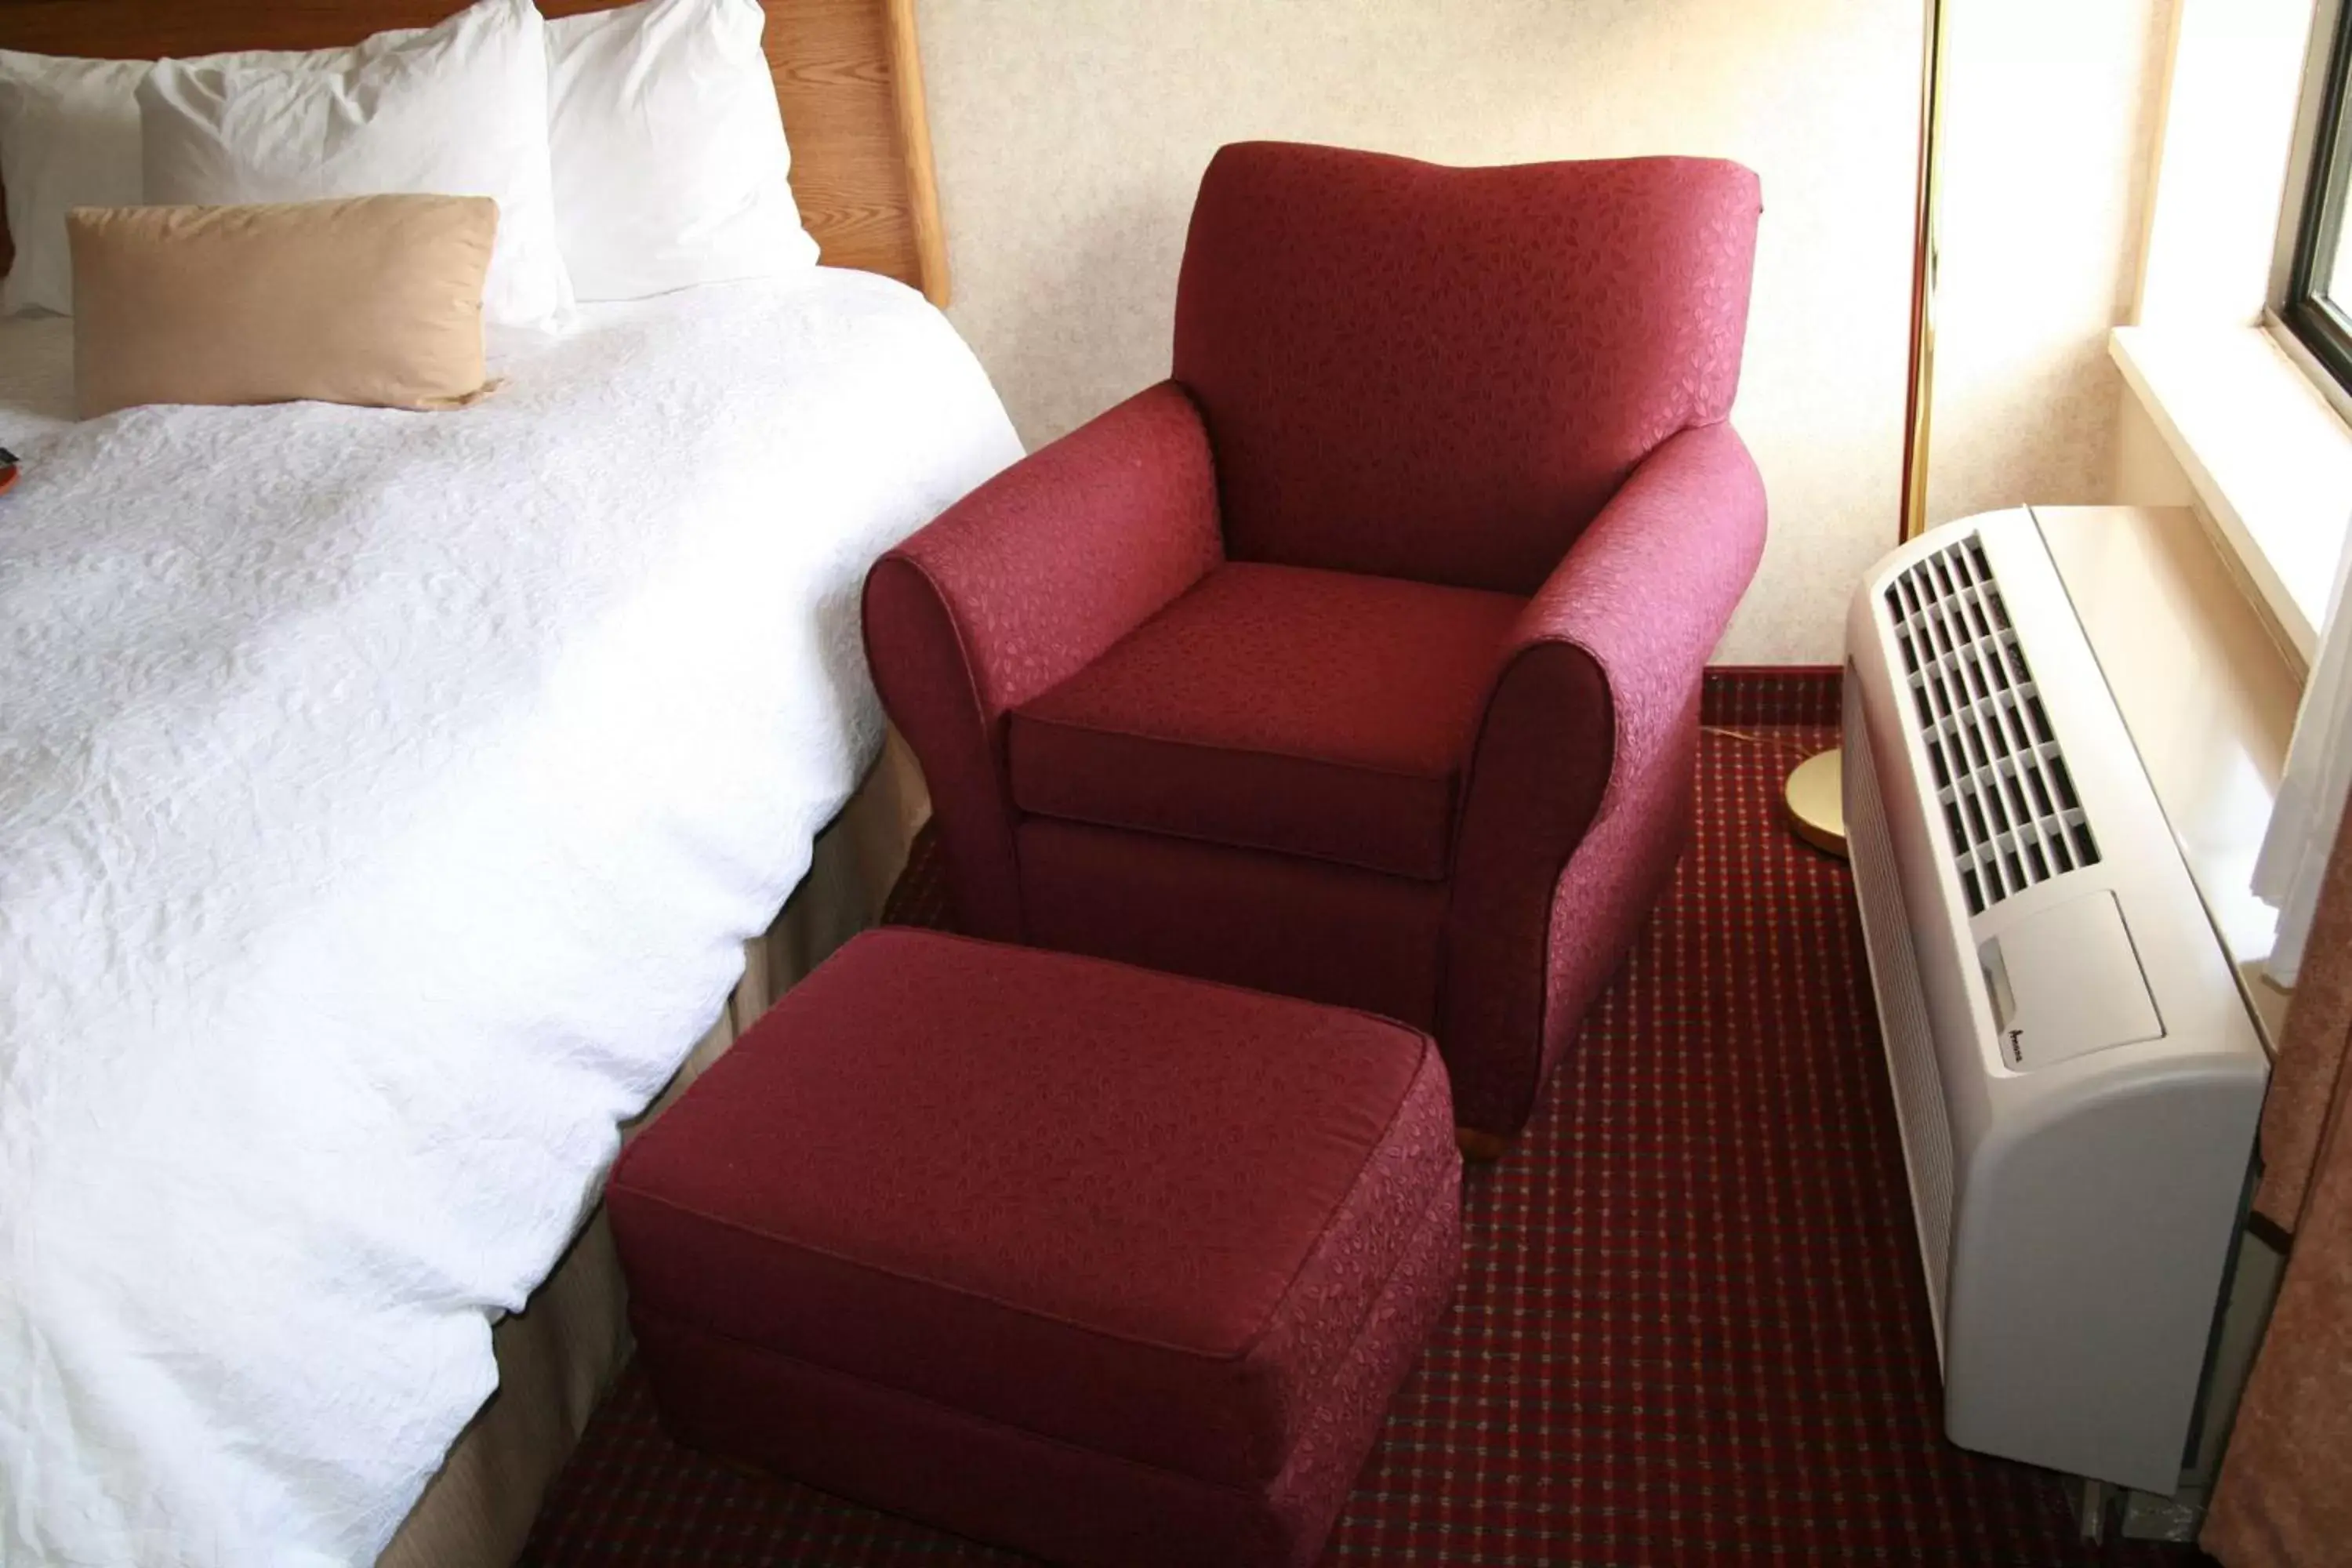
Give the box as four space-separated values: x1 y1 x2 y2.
863 382 1225 939
1443 420 1767 1132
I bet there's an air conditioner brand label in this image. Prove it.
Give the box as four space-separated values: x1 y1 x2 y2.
1976 894 2165 1074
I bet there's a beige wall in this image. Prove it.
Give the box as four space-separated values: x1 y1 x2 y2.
1924 0 2174 532
916 0 2169 663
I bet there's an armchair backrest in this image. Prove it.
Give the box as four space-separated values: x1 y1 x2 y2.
1172 143 1762 597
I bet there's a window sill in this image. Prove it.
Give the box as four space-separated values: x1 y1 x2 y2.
2108 324 2352 666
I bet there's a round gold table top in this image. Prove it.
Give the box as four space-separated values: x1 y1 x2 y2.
1784 746 1846 859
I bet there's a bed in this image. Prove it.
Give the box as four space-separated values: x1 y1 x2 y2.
0 4 1016 1565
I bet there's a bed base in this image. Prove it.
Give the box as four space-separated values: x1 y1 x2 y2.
377 731 929 1568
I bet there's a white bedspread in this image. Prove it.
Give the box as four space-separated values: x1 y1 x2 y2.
0 271 1019 1566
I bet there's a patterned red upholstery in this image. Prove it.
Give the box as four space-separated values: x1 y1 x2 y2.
863 383 1223 942
1176 143 1760 594
1011 562 1523 880
1018 816 1454 1029
610 928 1463 1568
864 142 1767 1142
1445 420 1767 1132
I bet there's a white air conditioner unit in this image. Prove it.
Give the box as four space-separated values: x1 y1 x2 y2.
1842 507 2269 1495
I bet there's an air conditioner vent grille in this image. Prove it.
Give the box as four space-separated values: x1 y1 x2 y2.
1882 535 2100 916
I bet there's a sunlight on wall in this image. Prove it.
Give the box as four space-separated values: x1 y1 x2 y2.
1924 0 2172 531
2134 0 2312 325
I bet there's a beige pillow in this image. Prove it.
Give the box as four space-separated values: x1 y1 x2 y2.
67 194 498 419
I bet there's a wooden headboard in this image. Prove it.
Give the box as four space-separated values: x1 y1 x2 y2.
0 0 949 303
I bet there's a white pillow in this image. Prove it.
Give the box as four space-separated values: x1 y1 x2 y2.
545 0 818 301
0 43 358 318
140 0 572 330
0 56 145 317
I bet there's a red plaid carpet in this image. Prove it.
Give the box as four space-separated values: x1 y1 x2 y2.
522 669 2209 1566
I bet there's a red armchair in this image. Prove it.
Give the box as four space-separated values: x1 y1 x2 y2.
864 143 1766 1150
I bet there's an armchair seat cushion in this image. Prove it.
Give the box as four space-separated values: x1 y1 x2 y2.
1009 561 1523 880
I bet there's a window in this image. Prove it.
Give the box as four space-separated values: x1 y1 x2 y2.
2284 0 2352 394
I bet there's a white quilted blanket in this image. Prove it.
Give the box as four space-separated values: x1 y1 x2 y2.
0 270 1018 1566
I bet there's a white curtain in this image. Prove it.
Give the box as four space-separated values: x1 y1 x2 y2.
2256 519 2352 985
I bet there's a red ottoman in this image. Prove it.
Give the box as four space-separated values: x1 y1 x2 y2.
608 927 1461 1568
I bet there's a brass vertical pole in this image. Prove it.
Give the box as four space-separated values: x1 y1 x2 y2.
1785 0 1948 858
1900 0 1948 546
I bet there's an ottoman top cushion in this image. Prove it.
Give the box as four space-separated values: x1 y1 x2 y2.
609 927 1456 1486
